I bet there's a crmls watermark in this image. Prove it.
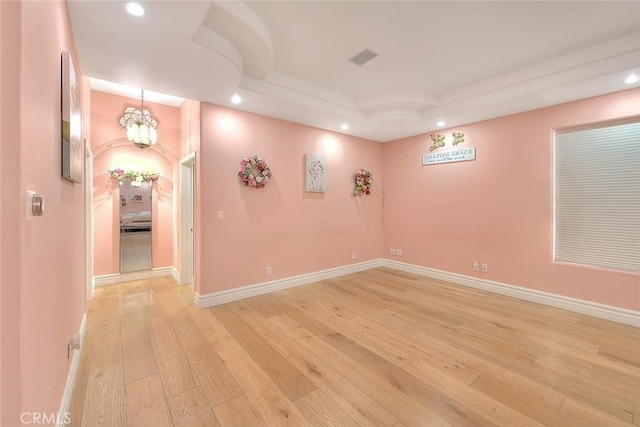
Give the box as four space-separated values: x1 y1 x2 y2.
20 412 71 425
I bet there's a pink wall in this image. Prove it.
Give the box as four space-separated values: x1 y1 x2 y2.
383 88 640 311
90 91 182 159
199 104 384 295
1 2 21 423
180 99 201 159
91 91 180 275
1 1 89 424
0 1 3 418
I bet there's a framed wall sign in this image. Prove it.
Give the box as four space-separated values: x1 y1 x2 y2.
61 51 82 183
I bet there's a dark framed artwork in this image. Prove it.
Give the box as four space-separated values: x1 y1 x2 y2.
61 51 82 183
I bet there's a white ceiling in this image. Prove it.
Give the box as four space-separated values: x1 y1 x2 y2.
68 1 640 142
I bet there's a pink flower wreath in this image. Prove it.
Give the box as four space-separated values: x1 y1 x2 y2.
354 168 372 196
238 155 272 189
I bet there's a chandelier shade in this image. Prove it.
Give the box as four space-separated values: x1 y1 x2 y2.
119 89 158 149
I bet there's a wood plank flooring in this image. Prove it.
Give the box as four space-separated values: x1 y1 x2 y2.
70 268 640 426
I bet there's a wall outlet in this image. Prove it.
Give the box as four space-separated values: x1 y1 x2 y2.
390 248 396 255
266 267 272 276
396 249 402 256
67 334 81 359
217 211 224 220
473 261 479 271
351 252 356 260
481 263 488 273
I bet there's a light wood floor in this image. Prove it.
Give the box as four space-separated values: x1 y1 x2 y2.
69 268 640 426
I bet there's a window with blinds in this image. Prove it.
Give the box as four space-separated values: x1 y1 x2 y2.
553 118 640 273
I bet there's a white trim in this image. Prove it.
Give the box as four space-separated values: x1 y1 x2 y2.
195 259 384 308
382 259 640 327
172 267 181 285
194 258 639 327
57 314 87 427
179 153 196 286
94 266 177 287
84 142 94 302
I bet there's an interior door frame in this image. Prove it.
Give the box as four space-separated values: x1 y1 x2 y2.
84 140 94 302
180 153 196 285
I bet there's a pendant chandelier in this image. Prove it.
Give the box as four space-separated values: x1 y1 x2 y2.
119 89 158 149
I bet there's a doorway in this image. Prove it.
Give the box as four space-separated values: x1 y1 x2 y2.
180 153 195 285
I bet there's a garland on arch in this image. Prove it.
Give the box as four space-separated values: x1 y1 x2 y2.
354 168 372 196
108 168 161 183
238 155 272 189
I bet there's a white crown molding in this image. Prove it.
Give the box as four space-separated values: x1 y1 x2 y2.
57 314 87 427
192 26 244 76
195 259 385 308
266 71 356 109
89 77 185 107
441 32 640 105
202 1 273 79
240 75 366 122
94 266 178 287
357 90 439 112
194 258 639 327
232 33 640 142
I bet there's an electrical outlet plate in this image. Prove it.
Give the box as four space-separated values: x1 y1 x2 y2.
481 263 488 272
266 267 272 276
351 252 356 260
473 262 479 271
396 249 402 256
390 248 396 255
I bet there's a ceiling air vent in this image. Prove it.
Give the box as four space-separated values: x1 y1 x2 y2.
349 49 378 66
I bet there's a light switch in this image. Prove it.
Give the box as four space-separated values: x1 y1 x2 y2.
26 190 44 220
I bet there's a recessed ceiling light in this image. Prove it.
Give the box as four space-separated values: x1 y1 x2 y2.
230 93 244 105
340 123 349 131
125 2 146 17
437 121 445 127
624 73 639 84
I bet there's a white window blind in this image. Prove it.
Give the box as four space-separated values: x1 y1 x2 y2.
554 119 640 273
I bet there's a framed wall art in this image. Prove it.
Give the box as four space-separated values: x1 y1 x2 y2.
305 153 326 192
61 51 82 183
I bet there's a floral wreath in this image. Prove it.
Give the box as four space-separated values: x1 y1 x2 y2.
238 155 272 189
108 168 160 183
354 168 372 196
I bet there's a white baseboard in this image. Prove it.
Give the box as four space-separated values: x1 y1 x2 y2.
195 259 384 308
193 257 639 327
382 259 640 327
172 267 181 285
93 266 178 287
57 313 87 427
